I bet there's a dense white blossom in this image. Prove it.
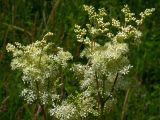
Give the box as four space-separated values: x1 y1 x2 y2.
6 32 73 105
112 18 121 28
21 88 37 104
75 91 99 118
53 47 73 68
6 4 154 120
49 101 78 120
72 4 154 118
39 92 49 105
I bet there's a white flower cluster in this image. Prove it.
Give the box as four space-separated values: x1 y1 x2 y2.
54 47 73 68
75 5 155 47
74 5 110 42
74 25 87 43
49 101 78 120
39 91 49 105
21 88 37 104
75 90 99 118
121 4 155 25
6 32 73 104
112 18 121 28
121 5 136 23
6 4 154 120
72 4 154 118
136 8 155 25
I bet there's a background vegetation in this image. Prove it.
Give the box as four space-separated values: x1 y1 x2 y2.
0 0 160 119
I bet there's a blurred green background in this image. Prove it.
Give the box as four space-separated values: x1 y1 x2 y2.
0 0 160 120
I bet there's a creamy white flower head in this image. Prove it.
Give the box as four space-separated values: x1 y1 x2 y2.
6 4 155 119
54 48 73 68
21 88 37 104
39 91 49 105
49 101 78 120
136 8 155 25
6 43 16 52
121 5 136 23
6 32 73 105
73 5 154 118
112 18 121 28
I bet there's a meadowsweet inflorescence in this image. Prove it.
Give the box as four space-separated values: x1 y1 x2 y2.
6 32 73 105
49 101 78 120
72 4 154 119
6 4 154 120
